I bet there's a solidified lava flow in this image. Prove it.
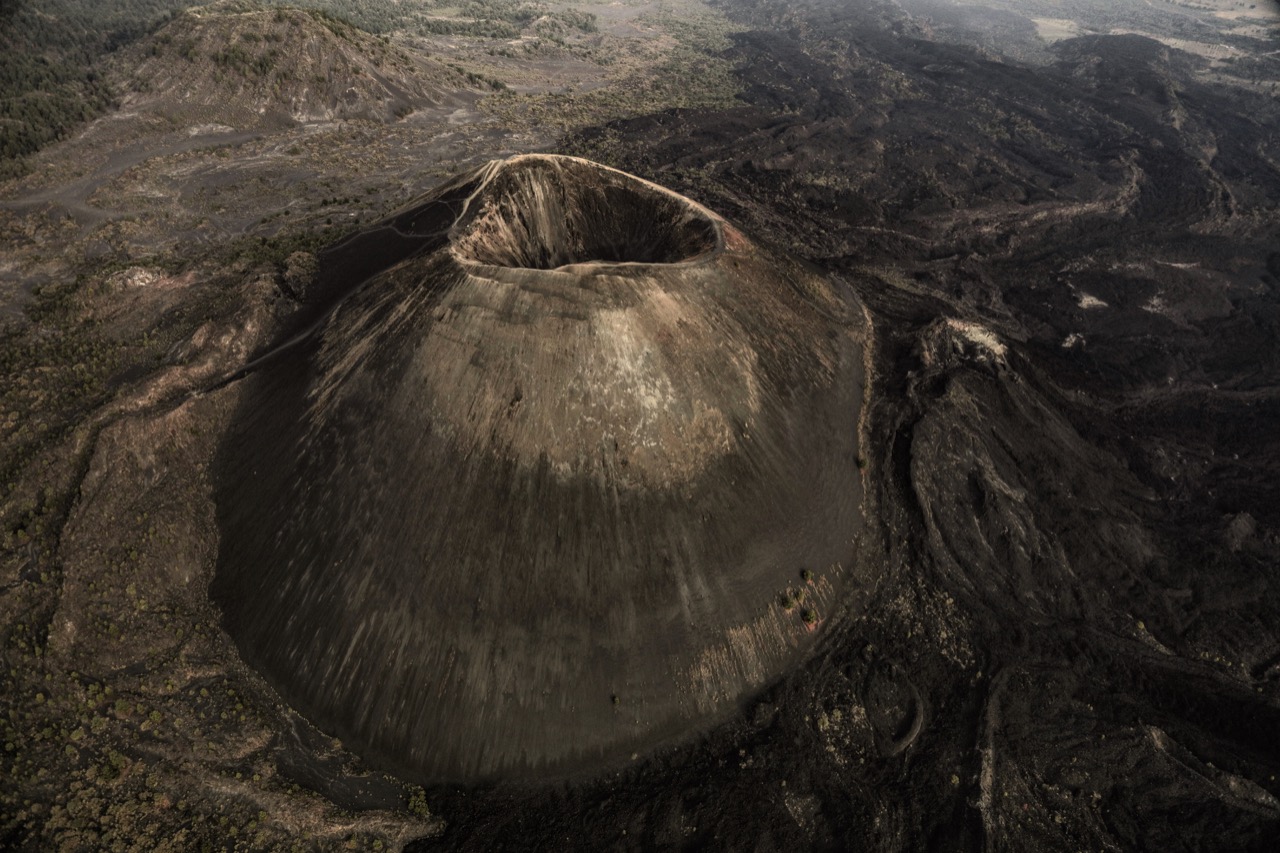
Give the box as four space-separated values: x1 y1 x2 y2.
211 155 873 782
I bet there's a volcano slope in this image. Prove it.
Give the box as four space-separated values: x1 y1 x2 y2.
211 154 872 783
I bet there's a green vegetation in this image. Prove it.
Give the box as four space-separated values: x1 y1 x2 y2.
779 588 804 611
210 42 279 76
207 223 359 275
402 1 597 40
0 0 212 176
406 784 431 819
448 62 507 91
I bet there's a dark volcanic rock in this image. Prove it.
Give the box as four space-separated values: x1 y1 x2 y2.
418 2 1280 851
212 155 872 782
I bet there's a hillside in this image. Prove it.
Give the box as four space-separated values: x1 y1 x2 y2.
116 2 466 128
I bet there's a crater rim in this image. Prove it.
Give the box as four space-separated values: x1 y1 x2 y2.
448 153 725 273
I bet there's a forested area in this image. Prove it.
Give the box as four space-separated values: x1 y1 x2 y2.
0 0 206 176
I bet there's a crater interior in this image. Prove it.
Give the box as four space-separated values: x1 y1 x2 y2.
451 156 720 269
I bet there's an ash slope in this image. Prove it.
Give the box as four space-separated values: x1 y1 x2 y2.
419 1 1280 850
212 155 871 783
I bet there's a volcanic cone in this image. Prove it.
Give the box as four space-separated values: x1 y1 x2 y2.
212 154 871 782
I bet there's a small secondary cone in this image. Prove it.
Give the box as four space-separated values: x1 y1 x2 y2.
212 154 871 782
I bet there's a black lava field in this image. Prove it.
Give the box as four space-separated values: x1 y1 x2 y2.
414 2 1280 849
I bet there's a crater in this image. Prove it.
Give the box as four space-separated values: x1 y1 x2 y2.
211 155 873 783
451 155 720 269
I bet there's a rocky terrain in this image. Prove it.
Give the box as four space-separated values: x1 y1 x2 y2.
2 0 1279 850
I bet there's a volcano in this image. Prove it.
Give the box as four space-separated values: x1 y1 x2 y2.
211 154 872 782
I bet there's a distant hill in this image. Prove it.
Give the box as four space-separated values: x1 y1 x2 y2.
0 0 208 174
0 0 504 176
117 2 462 128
